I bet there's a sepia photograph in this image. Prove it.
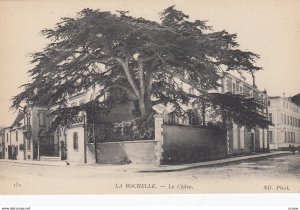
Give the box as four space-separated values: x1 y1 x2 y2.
0 0 299 206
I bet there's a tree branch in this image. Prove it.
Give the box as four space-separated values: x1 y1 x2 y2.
102 85 137 100
119 56 140 98
162 69 209 96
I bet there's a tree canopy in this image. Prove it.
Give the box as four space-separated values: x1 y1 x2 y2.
12 6 271 129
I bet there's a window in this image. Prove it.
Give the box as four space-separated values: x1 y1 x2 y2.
27 140 31 150
239 85 243 94
268 113 273 123
284 115 287 125
16 131 18 142
188 110 198 125
73 132 78 150
285 131 287 143
287 116 290 125
268 101 270 106
232 83 236 94
6 133 8 143
26 114 31 125
288 132 291 143
39 111 46 126
249 91 253 98
268 131 273 143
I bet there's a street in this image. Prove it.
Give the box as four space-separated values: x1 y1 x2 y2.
0 154 299 194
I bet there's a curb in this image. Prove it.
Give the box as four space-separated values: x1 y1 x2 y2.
0 152 292 172
0 160 67 167
139 152 291 173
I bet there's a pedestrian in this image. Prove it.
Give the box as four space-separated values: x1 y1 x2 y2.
291 144 295 154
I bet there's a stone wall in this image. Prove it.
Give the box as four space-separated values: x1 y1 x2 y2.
156 116 227 164
86 140 160 164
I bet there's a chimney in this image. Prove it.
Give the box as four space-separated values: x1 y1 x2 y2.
262 88 267 95
251 73 257 88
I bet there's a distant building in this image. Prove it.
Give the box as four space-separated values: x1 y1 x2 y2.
268 96 300 150
0 128 5 159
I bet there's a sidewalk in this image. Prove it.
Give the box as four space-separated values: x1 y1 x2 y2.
0 159 68 167
0 151 292 172
139 151 291 172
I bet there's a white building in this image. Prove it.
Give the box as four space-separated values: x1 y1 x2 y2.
268 96 300 150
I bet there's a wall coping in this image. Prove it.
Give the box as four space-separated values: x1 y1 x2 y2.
164 123 225 130
87 140 158 145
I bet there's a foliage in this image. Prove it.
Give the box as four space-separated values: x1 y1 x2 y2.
95 116 154 142
207 93 272 129
291 93 300 106
12 5 270 129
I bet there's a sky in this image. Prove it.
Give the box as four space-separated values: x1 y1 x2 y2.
0 0 299 127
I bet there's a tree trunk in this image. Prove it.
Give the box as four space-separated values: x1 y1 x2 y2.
138 61 154 118
138 87 152 117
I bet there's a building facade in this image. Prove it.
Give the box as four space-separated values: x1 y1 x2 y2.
162 73 269 155
4 105 51 161
0 128 5 159
268 96 300 150
4 71 271 163
220 74 269 154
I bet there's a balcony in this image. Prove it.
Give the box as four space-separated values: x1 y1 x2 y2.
22 125 32 139
67 116 85 126
22 125 32 133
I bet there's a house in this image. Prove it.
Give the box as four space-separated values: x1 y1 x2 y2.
268 95 300 150
220 73 269 154
5 69 270 164
59 89 136 164
4 105 50 161
4 112 26 160
163 73 269 155
0 128 5 159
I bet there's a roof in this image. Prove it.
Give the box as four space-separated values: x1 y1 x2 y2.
10 112 25 128
224 73 267 96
